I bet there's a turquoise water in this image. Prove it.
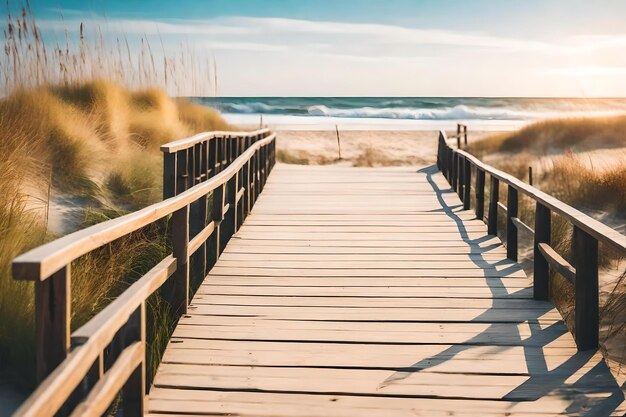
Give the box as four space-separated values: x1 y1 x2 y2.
194 97 626 121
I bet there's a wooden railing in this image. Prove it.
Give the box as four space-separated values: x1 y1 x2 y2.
437 129 626 351
11 128 276 417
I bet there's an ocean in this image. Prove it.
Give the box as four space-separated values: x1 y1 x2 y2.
192 97 626 131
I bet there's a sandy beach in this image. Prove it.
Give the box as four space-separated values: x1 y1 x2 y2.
274 129 500 166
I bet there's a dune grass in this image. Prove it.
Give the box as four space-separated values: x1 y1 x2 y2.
0 80 232 391
0 7 233 393
469 116 626 376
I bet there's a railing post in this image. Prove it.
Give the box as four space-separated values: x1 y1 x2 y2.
457 155 464 199
35 266 70 382
175 149 189 194
475 169 485 221
573 226 599 350
212 184 225 257
487 176 499 235
169 205 189 315
163 152 177 199
444 147 450 181
121 303 146 416
506 185 518 261
534 202 551 300
450 150 457 191
456 123 461 149
463 158 471 210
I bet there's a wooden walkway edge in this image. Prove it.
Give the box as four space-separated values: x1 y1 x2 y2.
149 164 626 416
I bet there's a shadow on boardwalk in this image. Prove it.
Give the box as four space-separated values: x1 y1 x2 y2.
381 165 624 416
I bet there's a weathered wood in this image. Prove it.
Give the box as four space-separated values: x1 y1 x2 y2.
12 134 275 281
511 216 534 236
463 157 471 210
475 168 485 220
573 226 599 350
121 305 146 416
72 256 176 347
188 221 215 256
35 265 70 382
487 175 499 235
150 164 625 417
537 243 575 285
169 205 189 315
161 128 269 153
440 131 626 255
534 202 551 301
506 185 518 261
69 343 143 417
162 152 177 199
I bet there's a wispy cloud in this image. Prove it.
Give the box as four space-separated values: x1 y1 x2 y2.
36 14 551 52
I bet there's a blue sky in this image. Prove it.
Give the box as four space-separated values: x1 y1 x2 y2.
20 0 626 96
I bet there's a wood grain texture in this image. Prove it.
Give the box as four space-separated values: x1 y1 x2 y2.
150 164 625 416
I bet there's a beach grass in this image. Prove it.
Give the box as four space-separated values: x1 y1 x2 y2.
469 116 626 376
0 6 231 393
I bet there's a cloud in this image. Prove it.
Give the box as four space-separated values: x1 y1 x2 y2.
35 14 551 52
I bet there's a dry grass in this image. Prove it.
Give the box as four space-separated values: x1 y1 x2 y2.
470 116 626 376
276 149 310 165
469 115 626 158
0 6 232 392
353 147 402 167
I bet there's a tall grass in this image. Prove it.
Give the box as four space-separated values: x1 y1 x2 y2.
469 116 626 377
0 5 232 393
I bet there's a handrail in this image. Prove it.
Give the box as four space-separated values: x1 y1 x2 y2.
452 140 626 254
160 127 270 153
12 128 277 417
437 128 625 352
12 134 275 281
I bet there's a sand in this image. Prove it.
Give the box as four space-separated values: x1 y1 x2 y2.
275 130 500 166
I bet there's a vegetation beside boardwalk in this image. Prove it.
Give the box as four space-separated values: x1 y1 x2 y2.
469 117 626 377
469 115 626 213
0 6 231 393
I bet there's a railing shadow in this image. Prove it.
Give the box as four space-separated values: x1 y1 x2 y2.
380 164 624 416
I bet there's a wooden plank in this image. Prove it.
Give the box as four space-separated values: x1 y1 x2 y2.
149 163 625 417
194 285 534 298
183 305 562 322
152 363 620 401
190 295 551 309
207 267 527 278
199 276 530 288
148 388 624 417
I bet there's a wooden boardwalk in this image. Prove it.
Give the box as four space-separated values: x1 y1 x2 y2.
148 164 625 416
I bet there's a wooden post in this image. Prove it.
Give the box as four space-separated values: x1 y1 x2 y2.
456 124 461 149
335 125 342 160
456 154 465 198
487 176 499 235
35 266 70 382
463 158 471 210
464 125 468 146
534 202 551 300
175 150 189 195
506 186 518 261
451 151 458 191
169 205 189 315
528 166 533 186
573 226 599 350
121 303 146 415
447 148 453 183
475 169 485 221
212 185 225 257
163 152 177 199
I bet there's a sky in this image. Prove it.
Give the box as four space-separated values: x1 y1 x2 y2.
19 0 626 97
